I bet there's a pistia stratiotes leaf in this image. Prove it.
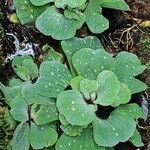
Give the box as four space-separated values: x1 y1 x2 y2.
32 102 59 125
85 0 109 33
60 124 84 136
57 90 96 126
34 61 72 97
30 122 58 149
129 129 144 147
11 122 30 150
14 0 47 24
80 78 99 99
95 70 119 106
56 127 105 150
12 56 38 81
93 111 136 147
10 95 28 122
55 0 87 8
112 82 131 106
30 0 54 6
61 36 103 75
70 76 84 91
113 52 148 93
35 6 84 40
21 84 51 105
72 48 114 79
113 104 145 120
101 0 129 10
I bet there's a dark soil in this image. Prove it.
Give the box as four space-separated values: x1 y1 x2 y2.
0 0 150 150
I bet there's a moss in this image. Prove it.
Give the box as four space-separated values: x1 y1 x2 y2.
0 1 4 67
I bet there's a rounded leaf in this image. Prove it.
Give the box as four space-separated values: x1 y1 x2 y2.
93 112 136 147
34 61 72 98
72 48 114 79
57 90 96 126
95 70 119 106
30 123 58 149
56 127 105 150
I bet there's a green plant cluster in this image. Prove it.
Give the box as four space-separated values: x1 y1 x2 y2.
0 36 147 150
14 0 129 40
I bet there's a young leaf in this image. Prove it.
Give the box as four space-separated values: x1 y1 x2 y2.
96 70 119 106
57 90 96 126
34 61 72 97
113 52 148 93
10 95 28 122
14 0 47 24
72 48 114 79
61 36 103 75
56 127 105 150
70 76 84 91
112 82 131 106
80 79 99 96
129 129 144 147
11 122 30 150
30 122 58 149
93 112 136 147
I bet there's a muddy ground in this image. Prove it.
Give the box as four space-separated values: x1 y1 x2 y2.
0 0 150 149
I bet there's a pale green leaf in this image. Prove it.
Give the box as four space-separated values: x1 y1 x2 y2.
56 127 105 150
72 48 114 79
12 122 30 150
96 70 119 106
57 90 95 126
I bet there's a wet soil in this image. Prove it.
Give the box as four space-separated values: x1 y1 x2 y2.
0 0 150 150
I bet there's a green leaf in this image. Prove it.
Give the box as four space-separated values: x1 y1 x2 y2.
32 102 59 125
12 122 30 150
57 90 96 126
12 56 38 81
80 79 99 99
42 44 63 62
70 76 84 90
10 95 28 122
34 61 72 97
35 6 83 40
30 0 54 6
129 129 144 147
55 0 87 8
85 0 109 33
14 0 47 24
102 0 129 11
93 112 136 147
113 52 148 93
30 122 58 149
61 36 103 75
114 104 145 120
95 70 119 106
112 82 131 106
22 84 52 105
72 48 114 79
59 114 69 126
60 124 83 136
9 78 25 87
56 127 105 150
